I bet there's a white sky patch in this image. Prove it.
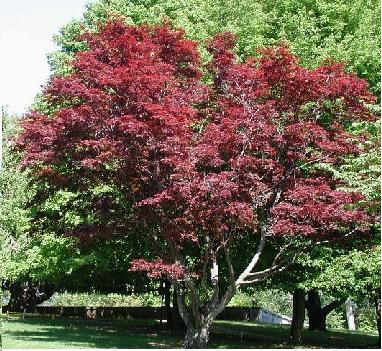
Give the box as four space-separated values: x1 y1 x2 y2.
0 0 93 115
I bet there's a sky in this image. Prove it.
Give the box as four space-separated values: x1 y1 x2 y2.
0 0 94 115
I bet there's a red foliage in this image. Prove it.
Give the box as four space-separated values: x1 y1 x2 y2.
16 21 375 279
130 259 185 279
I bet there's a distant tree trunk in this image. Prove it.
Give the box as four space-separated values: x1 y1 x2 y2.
290 288 306 344
345 298 356 331
375 294 381 346
7 282 23 312
306 289 344 331
306 289 325 331
171 286 186 332
163 280 172 329
7 281 55 313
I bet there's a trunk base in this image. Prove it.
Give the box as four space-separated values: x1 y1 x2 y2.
184 326 210 349
308 313 326 331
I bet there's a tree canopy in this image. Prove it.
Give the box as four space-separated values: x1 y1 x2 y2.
47 0 381 96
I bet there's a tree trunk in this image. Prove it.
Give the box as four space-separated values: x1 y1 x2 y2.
7 281 55 313
306 289 344 331
290 288 306 344
375 295 381 346
163 280 172 329
7 282 23 312
184 323 210 349
306 289 326 331
173 279 234 348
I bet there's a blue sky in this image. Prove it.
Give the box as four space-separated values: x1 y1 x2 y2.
0 0 94 114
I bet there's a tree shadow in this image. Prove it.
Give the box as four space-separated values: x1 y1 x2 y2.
213 320 379 349
2 316 182 349
3 316 379 349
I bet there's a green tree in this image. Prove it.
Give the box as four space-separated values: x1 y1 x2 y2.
0 112 155 311
278 119 381 342
0 111 75 310
47 0 380 96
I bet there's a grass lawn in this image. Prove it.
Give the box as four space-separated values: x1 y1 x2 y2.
0 314 379 349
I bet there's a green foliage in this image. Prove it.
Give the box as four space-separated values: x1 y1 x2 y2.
313 248 381 300
2 234 82 284
319 119 381 215
0 113 32 282
0 113 82 285
356 300 378 333
48 0 380 96
274 117 380 305
0 114 150 291
0 114 31 244
325 308 347 330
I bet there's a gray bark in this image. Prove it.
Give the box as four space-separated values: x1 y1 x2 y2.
184 323 211 349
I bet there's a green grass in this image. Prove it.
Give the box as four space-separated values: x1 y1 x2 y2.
213 320 379 349
0 315 379 349
0 315 182 349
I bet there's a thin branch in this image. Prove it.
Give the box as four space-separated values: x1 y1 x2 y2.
300 227 360 251
240 264 289 284
297 154 334 169
322 299 345 315
242 246 299 284
223 245 236 288
235 223 268 288
209 253 219 307
184 273 201 326
208 284 236 321
171 279 191 327
200 235 213 291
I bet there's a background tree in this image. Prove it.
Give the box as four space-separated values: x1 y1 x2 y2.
273 119 380 342
46 0 380 96
0 112 154 312
16 21 376 347
0 111 75 311
312 119 381 339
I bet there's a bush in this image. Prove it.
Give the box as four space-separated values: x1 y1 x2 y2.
40 292 162 307
356 300 377 333
326 307 347 330
228 289 293 317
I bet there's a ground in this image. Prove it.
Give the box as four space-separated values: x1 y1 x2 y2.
0 315 379 349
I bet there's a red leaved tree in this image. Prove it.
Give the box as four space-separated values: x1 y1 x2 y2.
17 21 375 348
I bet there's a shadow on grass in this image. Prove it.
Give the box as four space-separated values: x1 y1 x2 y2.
213 320 379 349
2 316 182 349
2 316 379 349
2 316 283 349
